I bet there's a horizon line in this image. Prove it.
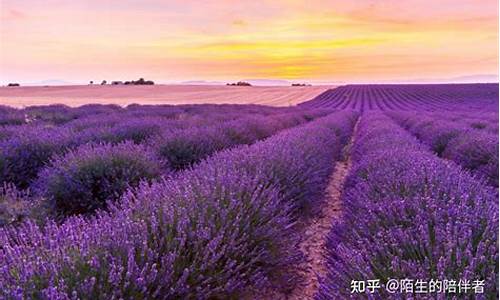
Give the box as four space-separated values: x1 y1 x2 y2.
2 74 499 87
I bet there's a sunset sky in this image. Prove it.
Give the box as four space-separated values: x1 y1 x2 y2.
0 0 498 84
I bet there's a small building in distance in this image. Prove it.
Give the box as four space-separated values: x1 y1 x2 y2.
7 83 20 87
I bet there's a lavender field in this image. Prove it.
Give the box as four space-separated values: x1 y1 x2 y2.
0 84 498 299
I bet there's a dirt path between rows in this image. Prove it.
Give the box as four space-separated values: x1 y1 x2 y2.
286 163 349 298
285 119 359 300
248 118 360 300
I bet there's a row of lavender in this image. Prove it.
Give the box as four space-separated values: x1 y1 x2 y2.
299 84 499 112
389 111 498 187
0 103 314 150
318 113 498 298
0 103 314 144
38 111 329 218
1 107 333 224
0 111 358 299
0 103 304 126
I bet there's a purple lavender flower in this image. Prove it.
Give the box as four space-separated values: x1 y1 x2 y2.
317 113 498 299
35 141 165 216
0 110 356 298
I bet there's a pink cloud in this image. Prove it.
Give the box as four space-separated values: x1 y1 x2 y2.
2 9 26 20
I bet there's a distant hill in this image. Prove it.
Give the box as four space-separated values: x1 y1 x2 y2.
181 78 292 86
28 79 74 86
380 74 499 84
241 79 291 86
181 80 225 85
181 79 294 86
447 74 499 83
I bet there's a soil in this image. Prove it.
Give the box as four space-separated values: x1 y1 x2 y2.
247 118 360 299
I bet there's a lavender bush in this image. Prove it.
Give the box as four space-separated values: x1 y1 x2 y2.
0 184 33 227
443 131 499 186
64 113 127 131
24 104 78 125
0 124 132 189
0 105 26 126
153 126 230 170
36 142 165 216
151 112 320 170
391 111 499 186
0 127 75 188
102 117 170 144
73 104 122 116
0 125 20 142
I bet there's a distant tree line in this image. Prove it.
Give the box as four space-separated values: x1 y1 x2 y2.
226 81 252 86
89 78 154 86
291 83 311 86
